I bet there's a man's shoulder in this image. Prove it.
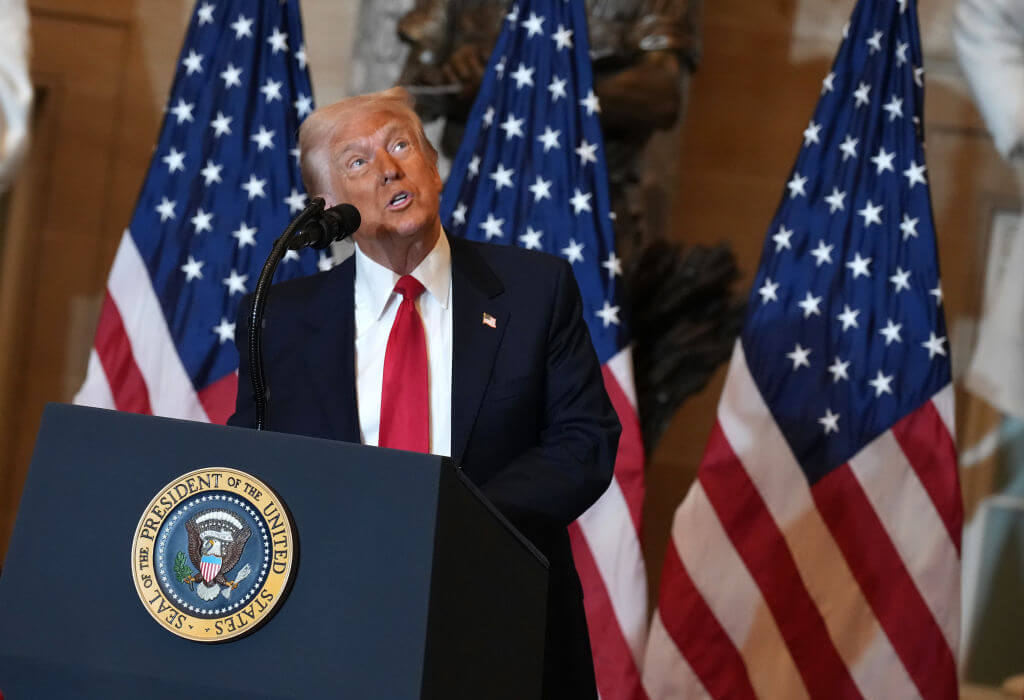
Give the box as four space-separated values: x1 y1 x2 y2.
452 236 570 283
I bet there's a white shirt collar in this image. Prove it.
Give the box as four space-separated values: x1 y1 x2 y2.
354 231 452 322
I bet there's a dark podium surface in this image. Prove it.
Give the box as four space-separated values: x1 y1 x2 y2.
0 404 548 699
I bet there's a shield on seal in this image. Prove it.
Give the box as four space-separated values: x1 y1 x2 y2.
200 554 222 583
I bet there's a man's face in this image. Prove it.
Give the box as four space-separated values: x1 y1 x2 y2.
325 108 442 248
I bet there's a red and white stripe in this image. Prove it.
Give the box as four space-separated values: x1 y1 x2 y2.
572 346 649 699
200 559 221 584
643 342 961 699
74 231 237 423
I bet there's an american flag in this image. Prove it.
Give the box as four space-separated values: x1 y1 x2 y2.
643 1 961 698
74 0 320 422
440 0 648 697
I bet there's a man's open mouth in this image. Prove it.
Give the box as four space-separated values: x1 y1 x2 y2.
387 191 412 209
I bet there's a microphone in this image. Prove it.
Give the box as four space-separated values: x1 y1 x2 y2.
288 202 361 250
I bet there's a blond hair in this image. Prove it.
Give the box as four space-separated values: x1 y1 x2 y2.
298 87 438 196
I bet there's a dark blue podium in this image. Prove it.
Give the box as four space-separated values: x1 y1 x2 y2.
0 404 548 698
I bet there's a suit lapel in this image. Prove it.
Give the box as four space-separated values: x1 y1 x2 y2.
299 258 361 443
450 237 507 465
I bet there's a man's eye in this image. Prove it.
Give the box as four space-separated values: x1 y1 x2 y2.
349 158 365 169
393 140 409 152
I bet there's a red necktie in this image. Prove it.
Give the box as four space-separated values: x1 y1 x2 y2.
378 275 429 452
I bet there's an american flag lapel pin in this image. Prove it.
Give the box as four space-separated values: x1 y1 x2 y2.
482 312 497 329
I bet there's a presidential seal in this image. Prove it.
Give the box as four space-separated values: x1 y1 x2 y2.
130 467 296 642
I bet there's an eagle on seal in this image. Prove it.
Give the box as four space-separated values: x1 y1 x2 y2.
183 509 252 601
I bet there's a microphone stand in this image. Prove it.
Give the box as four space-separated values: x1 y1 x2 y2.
248 197 327 431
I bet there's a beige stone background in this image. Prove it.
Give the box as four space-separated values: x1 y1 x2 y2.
0 0 1018 693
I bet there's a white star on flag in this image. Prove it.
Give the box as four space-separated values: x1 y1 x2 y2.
822 71 836 94
155 197 177 222
595 300 620 327
870 147 896 174
853 81 872 107
846 252 872 278
922 332 947 359
787 173 808 198
569 188 592 214
819 408 841 434
552 24 573 50
538 126 561 151
490 163 515 190
220 63 243 88
241 174 267 200
787 343 812 369
232 222 258 248
867 29 884 53
230 14 253 39
837 304 860 330
212 318 235 344
858 200 883 227
548 76 568 101
879 318 903 345
182 50 204 75
803 120 822 146
839 134 859 160
190 208 214 234
889 267 912 293
267 27 289 54
798 291 823 318
222 269 248 296
828 357 851 382
868 369 895 397
251 126 275 151
519 227 543 250
824 187 846 213
521 12 545 37
903 161 926 188
170 99 195 125
260 78 284 102
883 95 904 121
773 225 794 251
199 160 223 185
197 2 215 25
529 175 553 202
510 63 535 89
579 89 600 115
602 252 622 278
561 238 584 264
575 140 598 165
810 240 834 266
180 256 204 281
284 188 306 213
210 111 233 137
479 213 504 239
900 213 919 240
759 278 780 303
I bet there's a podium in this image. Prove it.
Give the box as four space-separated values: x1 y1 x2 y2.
0 404 548 698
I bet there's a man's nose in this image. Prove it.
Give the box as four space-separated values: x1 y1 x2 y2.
379 151 403 185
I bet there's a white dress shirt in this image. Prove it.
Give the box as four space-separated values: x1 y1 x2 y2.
354 233 453 456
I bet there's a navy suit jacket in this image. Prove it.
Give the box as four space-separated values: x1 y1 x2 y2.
229 235 620 696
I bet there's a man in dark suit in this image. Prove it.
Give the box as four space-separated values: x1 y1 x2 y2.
229 87 620 698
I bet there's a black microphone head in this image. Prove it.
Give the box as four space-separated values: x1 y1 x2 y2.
323 203 360 241
288 202 361 250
